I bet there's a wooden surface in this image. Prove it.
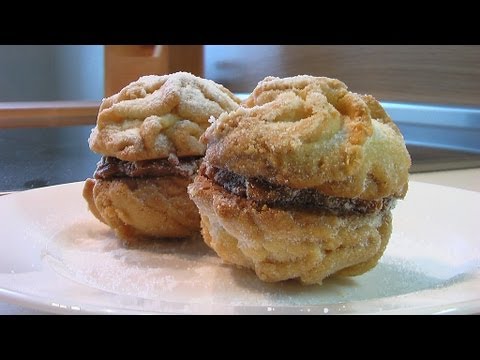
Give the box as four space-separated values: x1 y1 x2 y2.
0 101 99 128
105 45 203 97
205 45 480 106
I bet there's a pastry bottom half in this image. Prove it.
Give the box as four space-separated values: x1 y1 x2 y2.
188 175 392 285
83 176 200 243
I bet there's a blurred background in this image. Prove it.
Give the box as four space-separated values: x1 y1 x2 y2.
0 45 479 191
0 45 103 101
1 45 479 106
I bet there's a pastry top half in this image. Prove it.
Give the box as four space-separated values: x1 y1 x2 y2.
89 72 241 161
202 75 411 201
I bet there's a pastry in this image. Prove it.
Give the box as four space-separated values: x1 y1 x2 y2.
188 75 411 284
83 72 240 243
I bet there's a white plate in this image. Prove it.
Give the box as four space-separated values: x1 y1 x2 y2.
0 181 479 315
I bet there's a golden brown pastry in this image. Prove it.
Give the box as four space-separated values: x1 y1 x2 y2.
188 75 411 284
83 72 241 243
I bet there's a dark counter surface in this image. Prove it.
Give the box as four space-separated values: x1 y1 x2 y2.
0 126 100 191
1 125 480 192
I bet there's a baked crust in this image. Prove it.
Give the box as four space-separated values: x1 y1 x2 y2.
89 72 240 161
188 175 392 284
84 72 240 241
203 75 411 200
84 177 200 242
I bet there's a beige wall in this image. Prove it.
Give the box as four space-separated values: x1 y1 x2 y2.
205 45 480 107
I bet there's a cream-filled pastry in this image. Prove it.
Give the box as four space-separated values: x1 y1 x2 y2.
83 72 240 243
188 75 411 284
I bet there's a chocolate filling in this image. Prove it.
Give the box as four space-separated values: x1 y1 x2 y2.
94 154 202 180
202 164 394 215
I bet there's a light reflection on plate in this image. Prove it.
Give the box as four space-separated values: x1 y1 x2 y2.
0 181 479 314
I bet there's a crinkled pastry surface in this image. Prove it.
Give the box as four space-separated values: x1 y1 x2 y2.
89 72 241 161
203 75 411 200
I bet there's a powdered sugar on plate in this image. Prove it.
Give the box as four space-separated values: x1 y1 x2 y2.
42 217 471 310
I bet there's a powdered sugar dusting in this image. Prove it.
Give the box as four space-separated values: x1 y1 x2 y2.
41 216 473 311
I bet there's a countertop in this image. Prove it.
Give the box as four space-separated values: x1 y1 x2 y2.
0 125 480 192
